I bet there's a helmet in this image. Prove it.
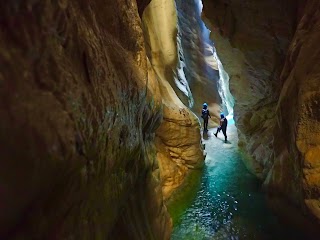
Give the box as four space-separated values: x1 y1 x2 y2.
203 103 208 109
220 113 225 118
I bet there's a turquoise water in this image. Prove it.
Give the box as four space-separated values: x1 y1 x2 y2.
171 122 304 240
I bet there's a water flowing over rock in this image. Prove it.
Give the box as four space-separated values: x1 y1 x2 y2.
175 0 222 125
2 0 320 238
202 0 320 234
213 52 234 117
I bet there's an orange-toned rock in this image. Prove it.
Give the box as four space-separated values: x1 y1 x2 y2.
0 1 171 239
143 0 204 201
277 1 320 225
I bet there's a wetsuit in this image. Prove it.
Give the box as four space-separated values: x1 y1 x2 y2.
215 117 228 141
201 108 210 131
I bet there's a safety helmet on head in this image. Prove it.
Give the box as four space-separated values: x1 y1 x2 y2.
220 113 225 118
203 103 208 109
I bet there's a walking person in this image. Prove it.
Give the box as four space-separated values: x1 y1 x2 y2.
201 103 211 132
214 113 228 142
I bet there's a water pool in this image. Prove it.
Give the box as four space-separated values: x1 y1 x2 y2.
171 123 304 240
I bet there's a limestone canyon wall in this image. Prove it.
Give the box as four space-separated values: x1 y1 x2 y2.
202 0 320 232
0 1 173 239
175 0 221 125
142 0 204 201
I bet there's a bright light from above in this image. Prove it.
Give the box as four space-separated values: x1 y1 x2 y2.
226 114 235 125
196 0 203 14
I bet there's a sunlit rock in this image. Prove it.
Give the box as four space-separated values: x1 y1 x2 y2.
0 1 171 239
143 0 205 201
175 0 222 126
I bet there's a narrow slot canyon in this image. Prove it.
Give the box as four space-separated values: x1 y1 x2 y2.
0 0 320 240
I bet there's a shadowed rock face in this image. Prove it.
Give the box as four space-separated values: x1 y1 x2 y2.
0 0 206 238
5 0 320 238
137 0 152 16
272 0 320 230
0 1 172 239
202 0 298 179
202 0 320 233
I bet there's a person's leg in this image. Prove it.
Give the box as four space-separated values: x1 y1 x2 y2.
222 128 227 142
214 127 220 137
204 118 208 131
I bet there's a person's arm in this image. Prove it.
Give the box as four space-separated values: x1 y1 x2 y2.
208 110 211 118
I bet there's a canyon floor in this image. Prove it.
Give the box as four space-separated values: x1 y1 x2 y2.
171 120 306 239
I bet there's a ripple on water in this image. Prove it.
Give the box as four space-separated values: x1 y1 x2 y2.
171 125 305 240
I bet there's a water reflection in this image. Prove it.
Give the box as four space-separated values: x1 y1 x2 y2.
171 124 304 240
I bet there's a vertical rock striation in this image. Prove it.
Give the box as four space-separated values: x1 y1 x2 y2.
0 0 172 239
202 0 298 179
270 0 320 231
176 0 221 117
202 0 320 233
0 0 207 238
175 0 222 124
142 0 204 201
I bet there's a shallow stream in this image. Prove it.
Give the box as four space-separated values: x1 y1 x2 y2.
171 121 304 240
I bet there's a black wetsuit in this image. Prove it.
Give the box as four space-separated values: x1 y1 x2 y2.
201 108 210 131
215 117 228 141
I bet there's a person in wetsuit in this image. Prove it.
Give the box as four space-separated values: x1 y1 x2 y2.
214 113 228 142
201 103 211 132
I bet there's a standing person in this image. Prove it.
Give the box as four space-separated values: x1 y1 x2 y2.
214 113 228 142
201 103 211 132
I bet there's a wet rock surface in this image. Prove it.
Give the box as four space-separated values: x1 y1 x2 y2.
202 0 298 179
0 0 207 239
175 0 221 125
202 0 320 234
4 0 320 238
142 0 205 201
0 1 172 239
